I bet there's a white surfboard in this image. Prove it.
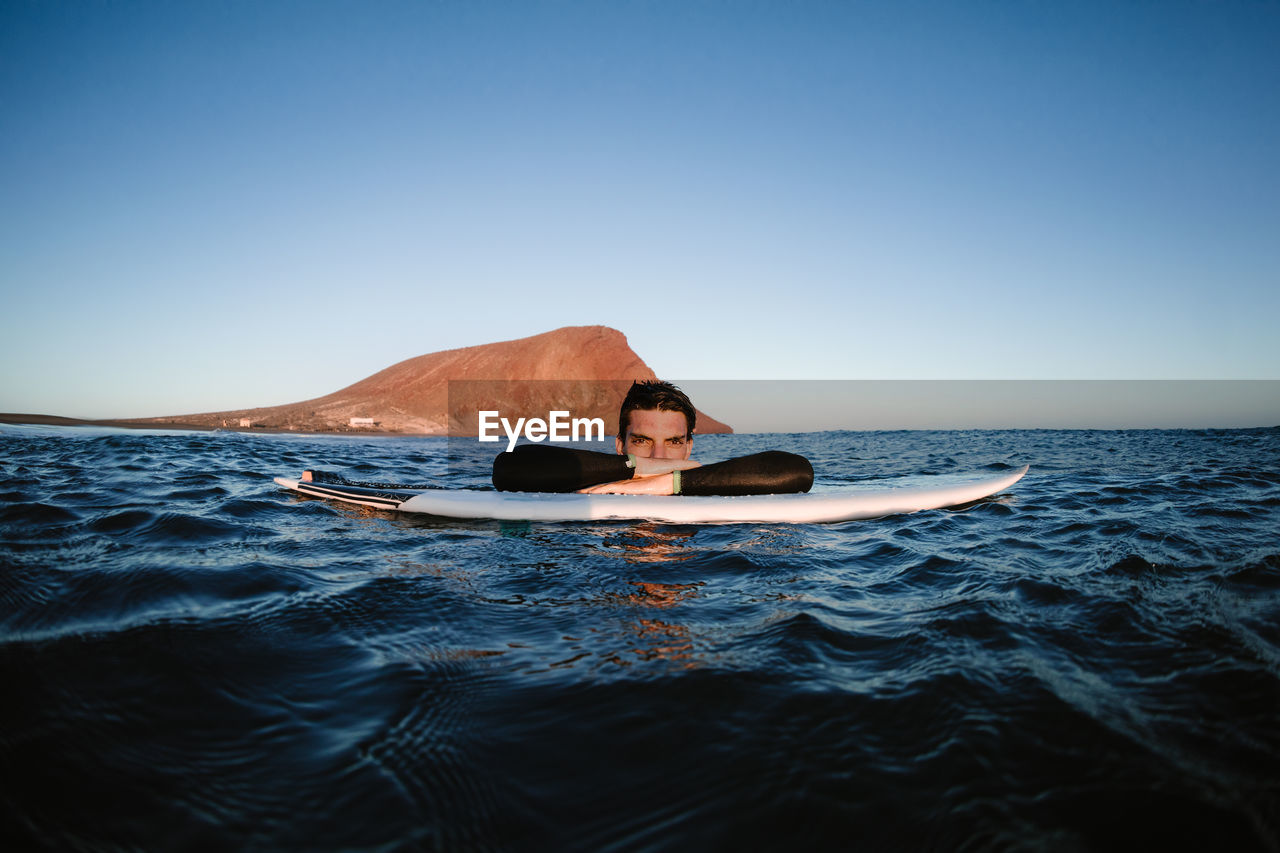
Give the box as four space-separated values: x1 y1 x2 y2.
274 465 1028 524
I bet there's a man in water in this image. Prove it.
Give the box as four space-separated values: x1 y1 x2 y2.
491 380 813 496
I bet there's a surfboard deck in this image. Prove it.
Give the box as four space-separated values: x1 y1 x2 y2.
274 465 1029 524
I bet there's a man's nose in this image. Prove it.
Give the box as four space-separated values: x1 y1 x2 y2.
650 442 671 459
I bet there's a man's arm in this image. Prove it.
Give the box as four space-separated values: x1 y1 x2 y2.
491 444 643 492
579 451 813 496
681 451 813 495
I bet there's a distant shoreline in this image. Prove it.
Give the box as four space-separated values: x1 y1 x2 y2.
0 413 426 436
1 413 208 430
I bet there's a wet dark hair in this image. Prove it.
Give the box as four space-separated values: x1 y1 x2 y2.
618 380 696 440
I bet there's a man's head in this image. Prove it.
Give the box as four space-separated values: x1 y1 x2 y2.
616 380 696 460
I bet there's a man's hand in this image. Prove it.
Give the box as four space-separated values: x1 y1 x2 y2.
578 474 677 495
631 457 701 478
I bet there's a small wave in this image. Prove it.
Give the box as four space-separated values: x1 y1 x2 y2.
87 509 246 544
0 500 82 527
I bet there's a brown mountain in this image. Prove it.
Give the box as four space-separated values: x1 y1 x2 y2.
137 326 731 436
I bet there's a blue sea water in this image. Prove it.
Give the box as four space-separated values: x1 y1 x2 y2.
2 424 1278 851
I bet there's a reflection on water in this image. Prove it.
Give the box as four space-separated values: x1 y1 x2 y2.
625 581 703 607
603 525 706 668
606 581 705 670
623 618 697 666
597 522 698 564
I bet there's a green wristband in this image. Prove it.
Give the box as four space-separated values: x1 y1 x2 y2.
672 469 682 495
626 453 637 470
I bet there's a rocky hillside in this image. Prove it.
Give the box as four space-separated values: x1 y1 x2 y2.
135 326 731 436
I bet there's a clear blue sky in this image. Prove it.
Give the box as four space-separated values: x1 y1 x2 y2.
3 0 1277 426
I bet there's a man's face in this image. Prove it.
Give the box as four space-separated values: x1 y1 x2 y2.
616 408 692 460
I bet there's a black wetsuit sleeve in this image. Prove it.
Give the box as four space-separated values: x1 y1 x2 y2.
680 451 813 496
492 444 634 493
